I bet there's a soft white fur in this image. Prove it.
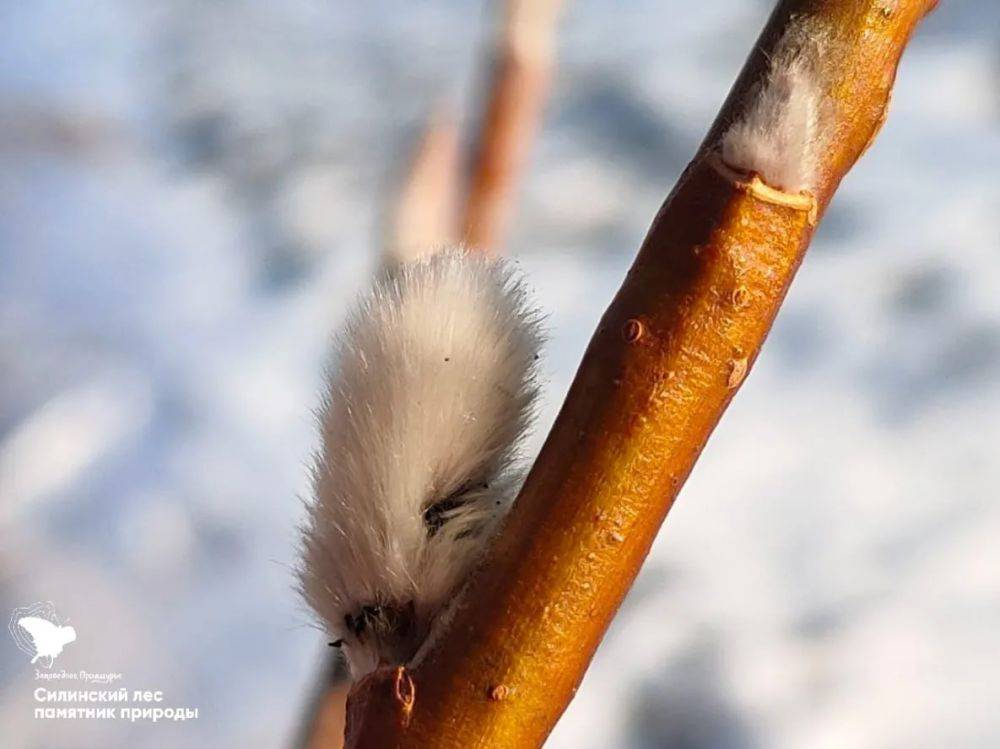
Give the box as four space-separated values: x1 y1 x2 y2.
299 249 542 677
720 29 827 193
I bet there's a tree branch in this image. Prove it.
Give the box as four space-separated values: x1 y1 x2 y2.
461 0 565 252
297 1 567 742
383 109 461 268
346 0 936 746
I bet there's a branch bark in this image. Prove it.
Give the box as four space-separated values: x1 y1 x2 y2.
345 0 936 746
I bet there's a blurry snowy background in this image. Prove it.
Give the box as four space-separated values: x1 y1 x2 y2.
1 1 998 747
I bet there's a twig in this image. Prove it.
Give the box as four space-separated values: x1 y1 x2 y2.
292 656 349 749
296 1 566 743
461 0 565 252
383 109 461 268
345 1 937 746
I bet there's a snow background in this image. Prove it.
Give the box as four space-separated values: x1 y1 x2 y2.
1 0 998 747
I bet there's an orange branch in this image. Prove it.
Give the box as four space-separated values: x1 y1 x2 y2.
299 1 568 741
383 110 461 268
461 0 565 252
345 1 936 746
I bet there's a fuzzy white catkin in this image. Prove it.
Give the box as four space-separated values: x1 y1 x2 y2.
720 27 829 194
298 249 542 678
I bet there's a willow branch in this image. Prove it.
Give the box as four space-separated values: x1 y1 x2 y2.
295 110 462 749
299 2 566 741
461 0 565 252
382 110 462 268
345 1 935 746
294 659 349 749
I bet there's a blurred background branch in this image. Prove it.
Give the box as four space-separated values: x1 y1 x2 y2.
296 1 565 745
461 0 566 252
383 109 461 268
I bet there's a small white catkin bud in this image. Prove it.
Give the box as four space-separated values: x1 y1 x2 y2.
720 26 831 194
298 248 543 678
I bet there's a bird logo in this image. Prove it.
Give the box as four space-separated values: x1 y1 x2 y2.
8 602 76 668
